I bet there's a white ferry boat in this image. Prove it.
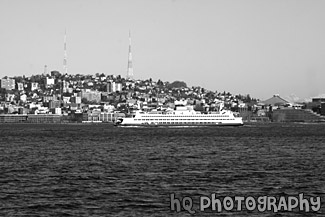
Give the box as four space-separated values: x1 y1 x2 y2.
115 106 243 126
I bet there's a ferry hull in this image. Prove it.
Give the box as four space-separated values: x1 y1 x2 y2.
116 122 244 127
115 108 243 127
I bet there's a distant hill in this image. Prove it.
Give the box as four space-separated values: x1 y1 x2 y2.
168 81 187 89
283 94 301 103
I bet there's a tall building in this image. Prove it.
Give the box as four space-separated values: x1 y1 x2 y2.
63 30 68 74
126 31 134 80
62 80 69 93
0 78 15 90
107 82 122 93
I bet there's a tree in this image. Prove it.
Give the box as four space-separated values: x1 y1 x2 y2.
168 81 187 89
244 94 252 103
157 79 164 86
51 71 61 78
0 88 7 94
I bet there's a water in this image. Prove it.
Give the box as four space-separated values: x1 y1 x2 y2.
0 123 324 216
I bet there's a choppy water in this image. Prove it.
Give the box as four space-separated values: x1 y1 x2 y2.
0 123 324 216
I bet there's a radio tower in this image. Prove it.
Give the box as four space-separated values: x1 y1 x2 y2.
44 65 47 76
126 30 133 80
63 29 68 74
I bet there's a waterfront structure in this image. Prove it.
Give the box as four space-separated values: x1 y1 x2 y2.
116 106 243 126
126 31 133 80
28 114 62 123
0 114 27 123
83 111 125 123
0 114 62 123
272 109 324 122
0 78 15 90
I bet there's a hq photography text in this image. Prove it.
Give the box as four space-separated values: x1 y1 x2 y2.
170 193 321 214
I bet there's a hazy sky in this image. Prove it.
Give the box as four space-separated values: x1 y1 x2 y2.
1 0 325 100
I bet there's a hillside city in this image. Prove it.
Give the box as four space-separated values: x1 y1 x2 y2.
0 71 324 123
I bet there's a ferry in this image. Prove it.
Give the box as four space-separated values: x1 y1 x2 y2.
115 106 243 126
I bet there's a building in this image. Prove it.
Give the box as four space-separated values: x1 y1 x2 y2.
312 98 325 103
30 82 39 91
20 94 27 102
27 114 62 123
261 94 289 107
45 77 55 87
0 78 15 90
17 82 24 91
6 93 15 102
81 90 101 103
62 80 69 93
321 103 325 116
43 95 55 102
107 82 122 93
49 100 61 109
0 114 28 123
70 96 81 104
50 107 62 115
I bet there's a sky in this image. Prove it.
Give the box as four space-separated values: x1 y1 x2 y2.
0 0 325 100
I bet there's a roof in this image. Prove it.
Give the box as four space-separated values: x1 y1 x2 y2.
262 95 289 106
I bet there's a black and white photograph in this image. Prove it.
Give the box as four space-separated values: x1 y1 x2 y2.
0 0 324 216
